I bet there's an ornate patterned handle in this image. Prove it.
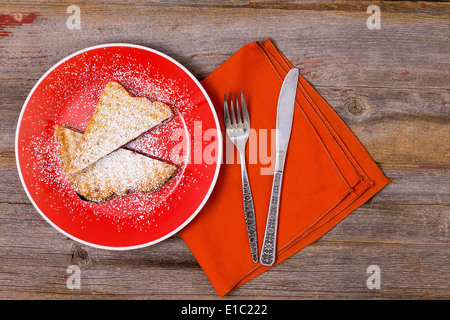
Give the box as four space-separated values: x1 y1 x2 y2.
241 165 259 263
260 171 283 266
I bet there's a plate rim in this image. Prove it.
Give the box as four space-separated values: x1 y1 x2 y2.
15 43 223 250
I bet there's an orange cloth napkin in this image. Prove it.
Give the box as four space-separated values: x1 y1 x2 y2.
179 39 391 297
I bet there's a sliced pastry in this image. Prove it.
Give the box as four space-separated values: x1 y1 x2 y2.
55 125 176 203
66 81 173 176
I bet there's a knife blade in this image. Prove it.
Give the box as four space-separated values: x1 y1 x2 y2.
260 67 299 266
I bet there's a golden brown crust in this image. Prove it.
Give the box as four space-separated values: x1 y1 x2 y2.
55 125 176 203
54 125 78 174
66 81 173 177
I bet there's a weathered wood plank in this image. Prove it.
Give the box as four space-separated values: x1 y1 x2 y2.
0 202 448 299
373 166 450 205
0 2 448 87
2 1 449 16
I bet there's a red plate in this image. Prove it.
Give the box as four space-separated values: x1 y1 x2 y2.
16 44 222 250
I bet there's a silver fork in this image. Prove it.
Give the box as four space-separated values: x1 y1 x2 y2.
224 91 258 263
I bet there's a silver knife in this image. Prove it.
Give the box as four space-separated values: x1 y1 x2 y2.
260 68 299 266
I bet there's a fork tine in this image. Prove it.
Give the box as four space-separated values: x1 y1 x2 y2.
240 90 250 127
234 91 242 124
224 93 231 128
229 92 236 125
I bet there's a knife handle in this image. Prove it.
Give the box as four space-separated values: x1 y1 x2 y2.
240 159 259 263
260 170 283 266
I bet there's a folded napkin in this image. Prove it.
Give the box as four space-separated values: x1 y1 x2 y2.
179 39 391 297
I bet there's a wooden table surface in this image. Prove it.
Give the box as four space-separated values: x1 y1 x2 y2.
0 1 448 300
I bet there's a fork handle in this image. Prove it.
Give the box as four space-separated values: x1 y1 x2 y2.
260 170 283 266
240 155 259 263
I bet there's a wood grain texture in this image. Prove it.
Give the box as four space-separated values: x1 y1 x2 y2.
0 0 449 299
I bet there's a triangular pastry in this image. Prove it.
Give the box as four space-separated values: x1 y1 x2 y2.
55 125 176 203
66 81 173 176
